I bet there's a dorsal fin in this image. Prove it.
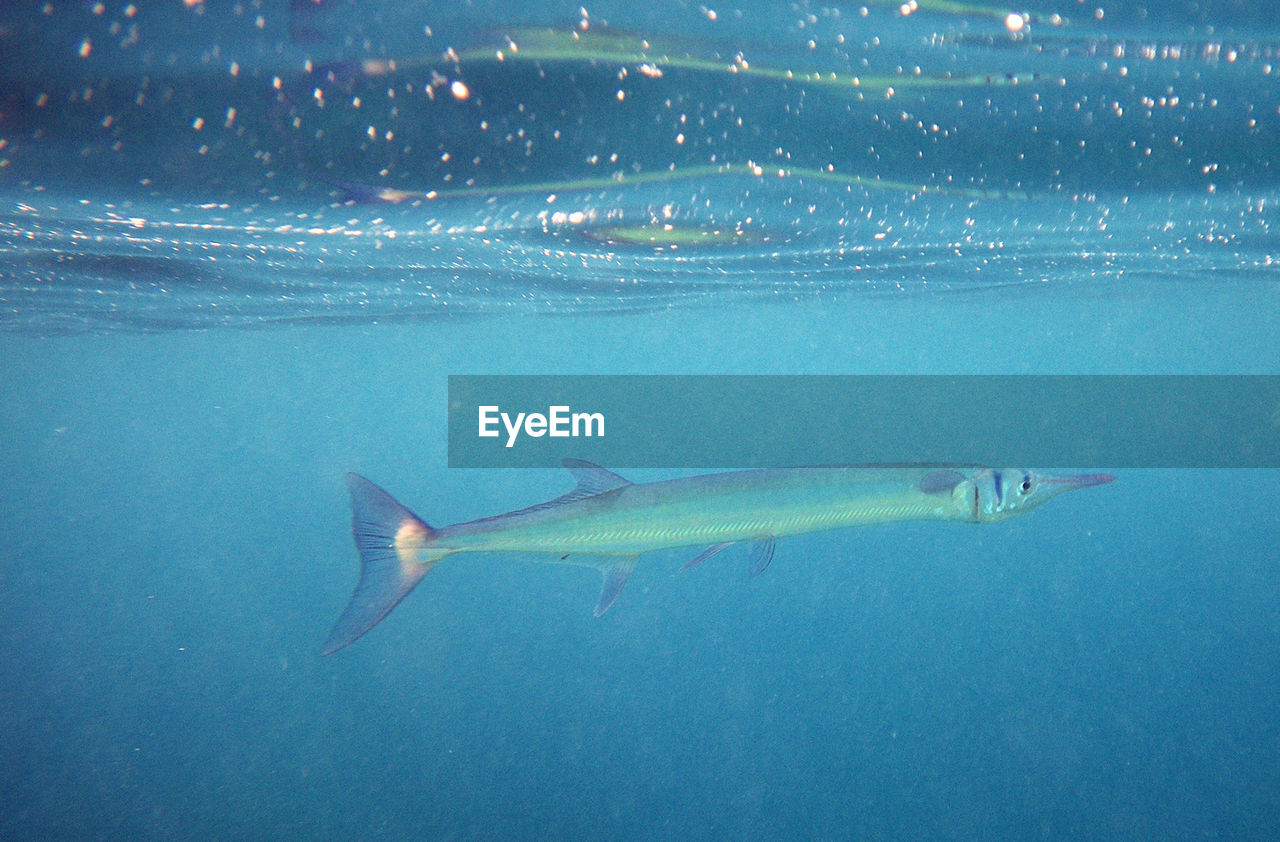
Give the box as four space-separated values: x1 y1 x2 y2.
562 459 632 497
493 461 633 521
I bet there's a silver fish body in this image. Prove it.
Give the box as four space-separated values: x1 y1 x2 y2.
322 461 1113 654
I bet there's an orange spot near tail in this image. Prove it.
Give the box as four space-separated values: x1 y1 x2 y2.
395 519 429 567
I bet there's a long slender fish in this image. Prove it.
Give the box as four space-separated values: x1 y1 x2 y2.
323 461 1113 654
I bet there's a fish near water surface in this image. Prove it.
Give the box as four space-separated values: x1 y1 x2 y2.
322 460 1114 654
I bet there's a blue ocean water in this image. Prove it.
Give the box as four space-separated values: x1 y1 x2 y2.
2 1 1278 839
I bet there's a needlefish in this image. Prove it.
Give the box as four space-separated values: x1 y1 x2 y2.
322 461 1114 654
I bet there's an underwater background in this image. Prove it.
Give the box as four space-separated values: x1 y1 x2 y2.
2 1 1277 838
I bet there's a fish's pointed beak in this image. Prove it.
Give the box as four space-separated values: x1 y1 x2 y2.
1041 472 1116 489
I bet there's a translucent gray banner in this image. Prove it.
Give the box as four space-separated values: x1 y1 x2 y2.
447 375 1280 468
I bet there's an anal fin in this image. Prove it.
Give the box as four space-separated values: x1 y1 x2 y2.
594 555 639 617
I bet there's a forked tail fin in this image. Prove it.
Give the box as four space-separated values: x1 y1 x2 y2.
321 474 451 655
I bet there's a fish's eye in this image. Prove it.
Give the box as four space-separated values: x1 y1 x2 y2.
1020 474 1033 494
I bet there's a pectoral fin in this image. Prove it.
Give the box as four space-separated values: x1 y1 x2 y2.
920 469 968 495
594 555 639 617
748 537 776 577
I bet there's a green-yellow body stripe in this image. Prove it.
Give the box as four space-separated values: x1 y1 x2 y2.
432 467 967 562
